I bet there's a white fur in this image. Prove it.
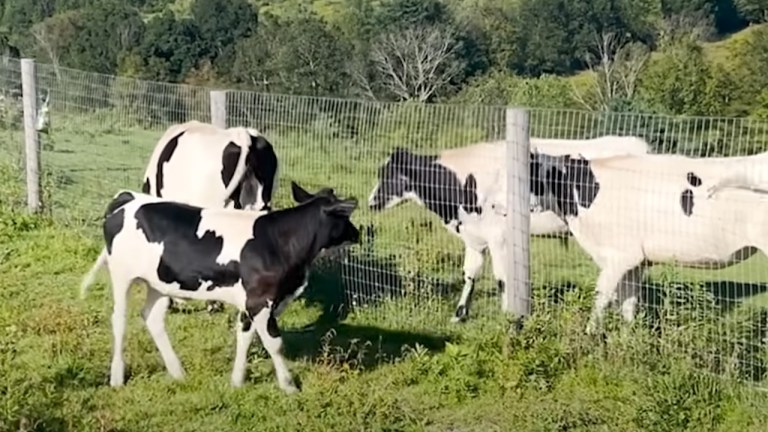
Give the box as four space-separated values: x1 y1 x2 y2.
535 150 768 333
142 120 254 208
377 135 651 322
87 191 300 392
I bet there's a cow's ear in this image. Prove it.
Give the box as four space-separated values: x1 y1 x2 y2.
291 181 314 203
324 198 358 217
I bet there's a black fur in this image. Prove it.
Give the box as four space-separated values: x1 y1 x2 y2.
681 189 694 216
155 131 185 197
369 148 482 225
687 172 702 188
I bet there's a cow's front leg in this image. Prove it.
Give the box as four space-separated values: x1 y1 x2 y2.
452 245 484 323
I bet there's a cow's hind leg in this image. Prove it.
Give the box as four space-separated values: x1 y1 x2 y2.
586 259 640 335
109 271 132 387
616 265 646 323
452 245 485 323
142 286 185 380
253 304 299 393
231 310 258 388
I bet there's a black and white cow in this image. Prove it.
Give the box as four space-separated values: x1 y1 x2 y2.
367 136 651 323
92 120 280 314
141 120 279 212
529 150 768 333
79 182 360 392
368 144 505 323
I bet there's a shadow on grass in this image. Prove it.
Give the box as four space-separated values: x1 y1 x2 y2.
636 278 768 382
281 321 450 370
641 279 768 319
300 225 461 329
284 239 454 370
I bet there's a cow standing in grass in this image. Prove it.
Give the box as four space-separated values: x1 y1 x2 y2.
80 182 360 392
530 150 768 333
367 135 651 323
81 120 280 314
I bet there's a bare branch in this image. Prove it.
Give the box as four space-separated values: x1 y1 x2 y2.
570 31 650 111
368 25 464 102
30 24 61 80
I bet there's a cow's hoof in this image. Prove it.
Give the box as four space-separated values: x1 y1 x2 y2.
451 305 469 323
206 301 224 314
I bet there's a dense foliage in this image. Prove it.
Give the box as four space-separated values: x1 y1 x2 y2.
2 0 768 117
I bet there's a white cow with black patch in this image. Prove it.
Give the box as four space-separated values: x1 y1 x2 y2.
367 135 650 323
141 120 279 212
82 120 280 314
530 150 768 333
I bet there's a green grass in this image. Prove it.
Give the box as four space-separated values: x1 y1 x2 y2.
3 112 768 431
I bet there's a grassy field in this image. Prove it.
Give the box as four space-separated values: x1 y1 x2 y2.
4 108 768 431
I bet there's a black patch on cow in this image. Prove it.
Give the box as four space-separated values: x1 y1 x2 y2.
103 192 135 253
105 191 135 217
134 202 241 291
267 315 280 338
686 172 702 188
141 178 150 194
544 157 601 218
223 135 279 211
371 148 482 224
249 135 278 211
681 189 694 216
155 131 185 197
221 142 241 192
239 310 252 332
496 280 505 296
103 208 125 254
529 154 547 198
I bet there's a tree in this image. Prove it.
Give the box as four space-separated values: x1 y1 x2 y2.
66 1 145 74
376 0 449 31
29 11 82 79
359 25 465 102
734 0 768 23
230 12 350 97
637 38 726 116
139 10 208 82
571 32 651 111
192 0 257 67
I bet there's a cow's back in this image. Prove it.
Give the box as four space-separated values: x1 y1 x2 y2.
142 122 251 208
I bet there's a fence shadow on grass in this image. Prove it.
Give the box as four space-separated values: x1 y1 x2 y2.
637 278 768 382
282 249 454 371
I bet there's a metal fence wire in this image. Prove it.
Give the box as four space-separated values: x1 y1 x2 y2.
2 56 768 388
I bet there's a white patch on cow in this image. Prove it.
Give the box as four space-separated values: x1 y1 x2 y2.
195 208 265 265
402 191 425 207
367 183 380 207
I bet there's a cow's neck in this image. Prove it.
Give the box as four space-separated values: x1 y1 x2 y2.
270 209 327 270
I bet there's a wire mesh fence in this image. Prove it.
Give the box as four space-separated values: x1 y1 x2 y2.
2 56 768 387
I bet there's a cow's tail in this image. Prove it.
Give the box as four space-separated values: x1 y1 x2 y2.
222 128 252 206
80 247 107 299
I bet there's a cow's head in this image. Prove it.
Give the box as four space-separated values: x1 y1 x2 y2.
291 181 360 249
367 148 422 211
529 150 599 219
